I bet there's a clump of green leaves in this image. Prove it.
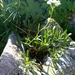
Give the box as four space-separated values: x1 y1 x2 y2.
23 18 71 66
20 18 71 75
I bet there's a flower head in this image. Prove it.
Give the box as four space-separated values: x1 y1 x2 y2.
47 0 52 5
47 0 61 6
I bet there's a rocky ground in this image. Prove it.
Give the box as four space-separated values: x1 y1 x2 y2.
0 18 75 75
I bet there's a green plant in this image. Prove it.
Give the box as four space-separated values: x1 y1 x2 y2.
22 18 71 72
0 0 46 53
0 0 72 74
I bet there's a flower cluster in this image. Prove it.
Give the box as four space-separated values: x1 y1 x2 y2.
47 0 61 6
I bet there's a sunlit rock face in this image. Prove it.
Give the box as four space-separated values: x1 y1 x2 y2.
0 32 24 75
67 41 75 60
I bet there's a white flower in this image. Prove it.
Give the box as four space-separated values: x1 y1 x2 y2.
47 0 51 5
51 0 58 3
55 1 61 6
47 0 61 6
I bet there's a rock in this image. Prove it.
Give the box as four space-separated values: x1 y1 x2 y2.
43 57 52 66
70 14 75 25
0 32 24 75
41 49 75 75
67 41 75 60
41 18 63 31
69 14 75 34
40 18 75 75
